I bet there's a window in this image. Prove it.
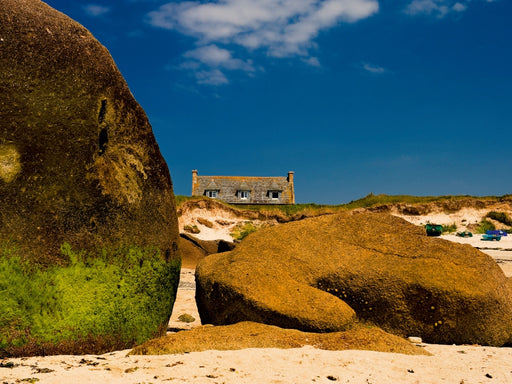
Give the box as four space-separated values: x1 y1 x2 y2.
269 191 280 200
238 190 250 200
205 190 219 198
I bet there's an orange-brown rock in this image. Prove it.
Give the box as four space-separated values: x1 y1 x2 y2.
196 212 512 346
130 321 430 356
0 0 180 355
0 0 179 261
180 234 235 268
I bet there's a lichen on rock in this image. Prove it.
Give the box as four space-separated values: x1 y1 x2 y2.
88 142 149 206
0 144 21 183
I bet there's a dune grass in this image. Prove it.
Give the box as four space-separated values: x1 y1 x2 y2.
175 193 512 218
486 211 512 226
343 193 510 209
475 220 496 234
175 195 205 206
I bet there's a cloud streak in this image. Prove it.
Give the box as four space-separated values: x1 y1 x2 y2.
404 0 472 18
362 62 386 74
183 45 254 71
181 45 255 85
148 0 379 85
83 4 111 17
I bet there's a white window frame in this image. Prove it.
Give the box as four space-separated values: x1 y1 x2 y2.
238 190 250 200
269 191 280 200
205 190 219 198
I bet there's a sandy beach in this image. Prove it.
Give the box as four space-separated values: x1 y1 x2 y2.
1 342 512 384
2 231 512 384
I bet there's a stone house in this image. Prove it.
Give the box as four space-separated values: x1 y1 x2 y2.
191 170 295 205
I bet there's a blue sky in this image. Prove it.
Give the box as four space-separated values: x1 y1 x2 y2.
44 0 511 204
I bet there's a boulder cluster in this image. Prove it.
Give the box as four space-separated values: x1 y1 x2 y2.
196 211 512 346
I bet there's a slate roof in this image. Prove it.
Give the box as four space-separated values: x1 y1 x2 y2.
191 171 295 205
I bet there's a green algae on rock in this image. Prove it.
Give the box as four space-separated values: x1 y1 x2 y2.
0 0 180 355
0 243 181 357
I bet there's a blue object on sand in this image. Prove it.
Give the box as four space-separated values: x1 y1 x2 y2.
486 230 508 236
482 234 501 241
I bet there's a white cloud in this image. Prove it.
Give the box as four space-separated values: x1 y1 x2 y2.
405 0 450 17
195 69 229 85
148 0 378 56
180 45 254 87
147 0 378 85
183 45 254 71
452 2 467 12
405 0 491 18
302 57 321 67
362 62 386 74
83 4 111 17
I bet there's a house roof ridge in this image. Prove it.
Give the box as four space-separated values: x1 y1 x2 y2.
198 175 286 178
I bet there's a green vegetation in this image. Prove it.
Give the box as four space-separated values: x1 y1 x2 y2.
441 224 457 233
175 195 204 206
0 242 180 354
176 193 512 217
231 221 261 241
475 220 496 234
174 195 344 216
343 193 505 209
486 211 512 226
235 202 344 216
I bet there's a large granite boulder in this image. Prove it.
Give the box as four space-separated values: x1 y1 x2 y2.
180 233 235 268
0 0 180 356
196 212 512 346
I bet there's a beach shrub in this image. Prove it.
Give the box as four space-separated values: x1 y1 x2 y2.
343 193 477 209
442 223 457 233
230 202 343 217
486 211 512 226
0 242 180 355
175 195 204 207
475 220 496 234
231 221 260 241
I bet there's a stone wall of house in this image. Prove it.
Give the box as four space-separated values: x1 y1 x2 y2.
191 171 295 205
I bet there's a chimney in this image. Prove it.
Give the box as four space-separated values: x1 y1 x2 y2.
191 170 198 195
288 171 295 204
